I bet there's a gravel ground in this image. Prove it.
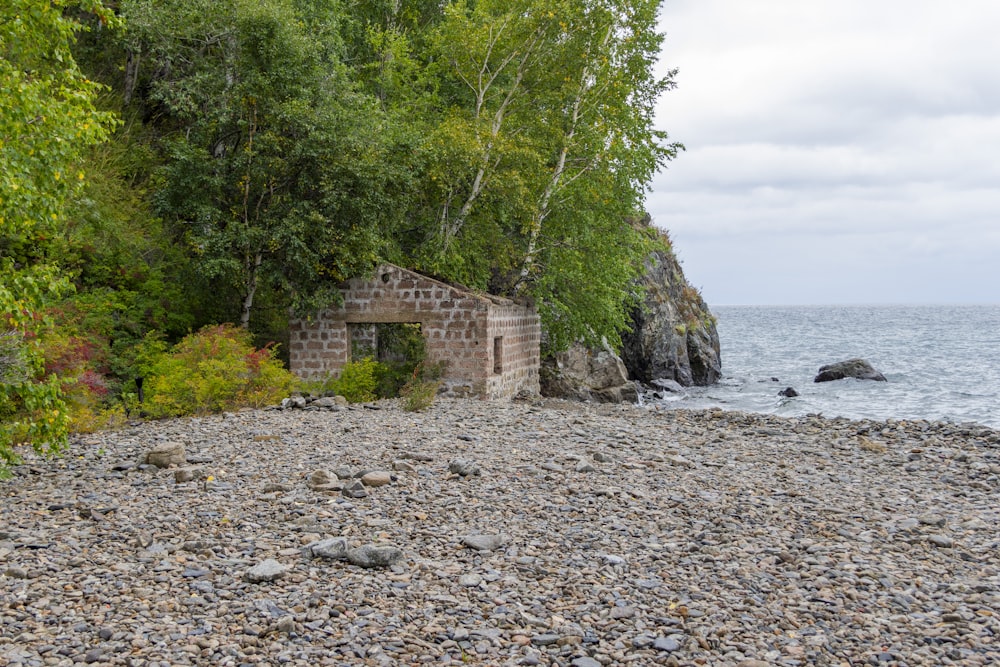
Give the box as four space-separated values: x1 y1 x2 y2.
2 398 998 667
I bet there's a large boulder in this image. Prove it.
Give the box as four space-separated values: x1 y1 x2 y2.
540 343 638 404
620 221 721 387
814 359 887 383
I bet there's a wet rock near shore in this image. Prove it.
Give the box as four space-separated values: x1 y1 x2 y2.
2 399 999 666
815 358 888 382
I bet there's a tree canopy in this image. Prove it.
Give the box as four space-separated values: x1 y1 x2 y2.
1 0 118 469
1 0 682 467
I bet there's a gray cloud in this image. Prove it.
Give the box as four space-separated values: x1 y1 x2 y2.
650 0 1000 304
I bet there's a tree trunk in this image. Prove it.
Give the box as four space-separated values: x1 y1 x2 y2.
123 49 140 105
240 251 263 330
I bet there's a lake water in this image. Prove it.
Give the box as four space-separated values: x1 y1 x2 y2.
647 305 1000 429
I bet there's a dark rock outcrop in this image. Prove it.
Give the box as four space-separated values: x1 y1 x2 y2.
539 343 638 404
778 387 799 397
813 358 887 383
621 224 721 387
539 219 719 403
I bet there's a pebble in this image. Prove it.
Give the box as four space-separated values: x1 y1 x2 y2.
2 399 997 667
461 534 506 551
448 458 481 476
142 441 185 468
345 544 404 568
246 559 288 582
307 537 349 560
360 471 393 487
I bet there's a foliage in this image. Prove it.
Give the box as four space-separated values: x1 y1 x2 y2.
326 357 379 403
142 324 294 417
1 0 119 475
400 361 443 411
369 323 426 398
121 0 393 328
391 0 679 349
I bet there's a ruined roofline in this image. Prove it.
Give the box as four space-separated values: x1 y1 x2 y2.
362 263 526 309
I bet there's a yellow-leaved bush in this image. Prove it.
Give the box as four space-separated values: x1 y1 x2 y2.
142 325 294 418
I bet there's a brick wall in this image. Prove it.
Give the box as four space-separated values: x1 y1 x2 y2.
485 301 541 399
289 265 540 399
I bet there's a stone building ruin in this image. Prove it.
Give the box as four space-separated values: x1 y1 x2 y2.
289 264 540 399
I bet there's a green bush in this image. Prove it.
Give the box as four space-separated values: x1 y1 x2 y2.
400 362 444 412
328 357 378 403
142 324 294 417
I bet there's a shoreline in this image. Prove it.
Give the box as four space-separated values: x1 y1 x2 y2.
3 398 998 666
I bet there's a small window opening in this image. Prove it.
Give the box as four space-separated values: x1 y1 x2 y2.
493 336 503 374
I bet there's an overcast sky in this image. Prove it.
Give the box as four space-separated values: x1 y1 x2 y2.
649 0 1000 305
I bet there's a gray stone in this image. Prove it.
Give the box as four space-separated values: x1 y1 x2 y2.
342 480 368 498
262 482 291 493
653 636 681 652
928 534 954 548
540 342 638 404
346 544 404 569
275 616 296 634
448 458 481 477
307 537 348 560
609 605 635 619
311 396 339 408
574 460 596 473
360 471 393 487
651 378 685 393
173 466 205 483
620 222 721 387
144 441 186 468
531 634 560 646
392 460 416 472
814 358 887 383
306 469 336 490
458 574 482 587
665 454 693 468
571 658 602 667
462 534 506 551
246 559 288 582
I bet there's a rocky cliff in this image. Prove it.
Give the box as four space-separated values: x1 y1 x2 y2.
540 221 721 402
620 225 721 387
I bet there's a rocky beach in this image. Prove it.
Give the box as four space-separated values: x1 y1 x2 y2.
2 399 998 666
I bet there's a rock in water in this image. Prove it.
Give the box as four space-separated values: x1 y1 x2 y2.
814 358 887 383
778 387 799 397
144 442 186 468
620 217 721 387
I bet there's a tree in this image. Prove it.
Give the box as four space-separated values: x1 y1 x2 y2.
0 0 118 473
407 0 681 349
122 0 392 329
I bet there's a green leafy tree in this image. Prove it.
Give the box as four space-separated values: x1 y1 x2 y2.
121 0 393 329
0 0 118 474
406 0 681 349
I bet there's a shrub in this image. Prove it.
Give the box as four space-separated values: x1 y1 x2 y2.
142 324 294 418
328 357 378 403
400 362 444 412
